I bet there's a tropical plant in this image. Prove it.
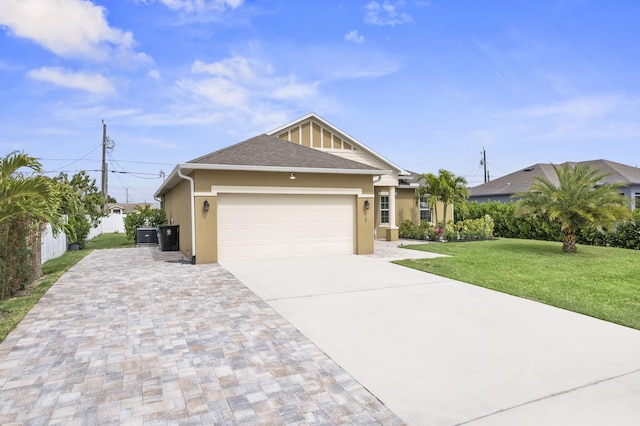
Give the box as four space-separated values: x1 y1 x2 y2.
514 163 632 253
123 205 167 241
415 172 441 227
437 169 469 227
0 152 62 230
53 171 104 246
415 169 468 234
0 152 63 297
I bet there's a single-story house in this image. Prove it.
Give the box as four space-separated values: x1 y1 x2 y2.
469 159 640 208
106 202 156 215
154 113 451 264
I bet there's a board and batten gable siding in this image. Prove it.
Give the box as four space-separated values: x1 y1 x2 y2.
276 118 397 187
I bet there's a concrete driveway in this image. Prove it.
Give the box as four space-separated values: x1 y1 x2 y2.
220 251 640 425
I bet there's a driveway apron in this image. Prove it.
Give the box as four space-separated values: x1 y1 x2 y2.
220 250 640 426
0 248 403 425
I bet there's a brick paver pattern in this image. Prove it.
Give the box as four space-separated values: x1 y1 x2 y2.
0 248 404 425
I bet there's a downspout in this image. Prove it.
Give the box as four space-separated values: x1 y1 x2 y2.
177 167 196 264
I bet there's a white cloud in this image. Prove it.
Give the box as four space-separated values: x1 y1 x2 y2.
345 30 364 44
148 69 162 80
27 66 116 95
364 1 412 26
141 0 243 13
170 55 320 127
0 0 144 63
515 95 624 120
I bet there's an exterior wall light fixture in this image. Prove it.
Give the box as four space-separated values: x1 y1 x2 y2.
203 199 210 212
364 200 370 210
290 172 296 180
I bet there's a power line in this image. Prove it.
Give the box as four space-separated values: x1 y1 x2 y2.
42 143 102 172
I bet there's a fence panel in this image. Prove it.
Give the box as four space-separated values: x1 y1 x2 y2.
40 223 67 263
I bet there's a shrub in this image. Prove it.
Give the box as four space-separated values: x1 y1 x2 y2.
398 219 436 240
123 206 167 241
0 216 37 299
443 215 495 241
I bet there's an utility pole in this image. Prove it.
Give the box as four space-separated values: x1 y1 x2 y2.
481 147 489 183
101 120 108 208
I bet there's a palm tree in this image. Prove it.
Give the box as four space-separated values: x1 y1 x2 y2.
415 172 441 226
437 169 469 227
0 152 61 230
0 152 63 288
514 163 632 253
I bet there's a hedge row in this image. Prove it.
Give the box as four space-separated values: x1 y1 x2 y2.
458 201 640 250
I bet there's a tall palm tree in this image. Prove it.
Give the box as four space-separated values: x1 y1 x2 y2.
514 163 632 253
437 169 469 227
415 172 441 226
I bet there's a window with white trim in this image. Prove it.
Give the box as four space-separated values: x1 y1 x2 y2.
419 196 431 222
635 194 640 209
380 195 389 224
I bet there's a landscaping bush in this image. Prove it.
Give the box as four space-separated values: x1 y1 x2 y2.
443 215 495 241
0 216 37 299
460 200 640 250
460 201 560 241
123 206 167 241
398 219 436 240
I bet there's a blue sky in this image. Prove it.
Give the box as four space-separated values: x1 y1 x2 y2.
1 0 639 203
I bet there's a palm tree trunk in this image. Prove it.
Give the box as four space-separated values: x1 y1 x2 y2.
562 231 578 253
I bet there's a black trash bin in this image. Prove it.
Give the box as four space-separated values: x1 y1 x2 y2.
136 227 158 244
158 225 179 251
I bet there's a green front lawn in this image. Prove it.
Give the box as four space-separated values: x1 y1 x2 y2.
0 233 133 342
396 239 640 330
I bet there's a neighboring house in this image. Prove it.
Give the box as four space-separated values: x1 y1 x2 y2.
154 113 452 264
106 202 157 215
469 159 640 208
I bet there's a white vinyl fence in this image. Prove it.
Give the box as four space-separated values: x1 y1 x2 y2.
40 222 68 264
41 213 126 264
87 213 126 240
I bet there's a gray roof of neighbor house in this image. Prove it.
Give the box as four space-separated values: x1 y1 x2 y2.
155 134 391 197
188 134 381 170
469 159 640 198
106 202 157 213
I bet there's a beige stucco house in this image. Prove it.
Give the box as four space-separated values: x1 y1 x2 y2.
154 113 451 264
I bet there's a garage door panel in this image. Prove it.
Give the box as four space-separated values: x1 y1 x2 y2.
218 194 354 260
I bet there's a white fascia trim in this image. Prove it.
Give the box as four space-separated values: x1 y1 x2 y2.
203 186 373 198
178 163 391 176
154 164 180 197
267 113 409 175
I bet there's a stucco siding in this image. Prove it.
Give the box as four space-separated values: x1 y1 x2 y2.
176 169 375 263
163 178 193 260
396 189 418 224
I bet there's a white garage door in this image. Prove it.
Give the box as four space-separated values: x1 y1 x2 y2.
217 193 355 260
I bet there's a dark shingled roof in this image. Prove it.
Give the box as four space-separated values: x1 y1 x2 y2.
188 134 380 171
469 159 640 197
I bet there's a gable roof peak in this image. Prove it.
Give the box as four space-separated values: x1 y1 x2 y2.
267 112 409 175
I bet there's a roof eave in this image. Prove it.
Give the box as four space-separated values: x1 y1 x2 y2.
154 163 392 198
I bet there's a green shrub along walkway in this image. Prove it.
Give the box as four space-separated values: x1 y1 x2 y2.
396 238 640 330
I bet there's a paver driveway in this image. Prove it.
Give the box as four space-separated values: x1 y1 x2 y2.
0 248 403 425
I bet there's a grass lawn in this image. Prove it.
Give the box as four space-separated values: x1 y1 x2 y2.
396 238 640 330
0 233 135 342
85 232 135 249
